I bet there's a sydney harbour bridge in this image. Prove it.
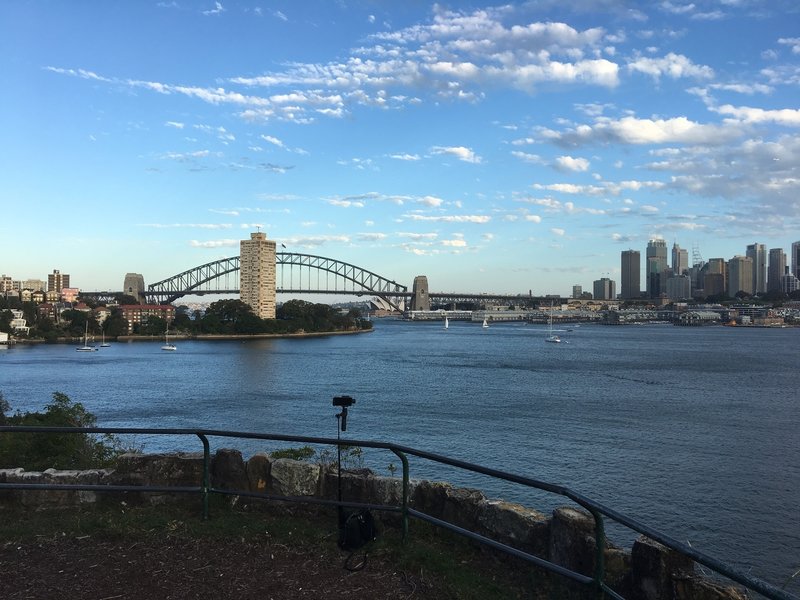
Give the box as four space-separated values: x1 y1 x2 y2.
84 252 535 310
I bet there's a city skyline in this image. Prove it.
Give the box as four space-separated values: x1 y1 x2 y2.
2 2 799 297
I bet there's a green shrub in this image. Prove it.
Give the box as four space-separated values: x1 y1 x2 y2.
0 391 127 470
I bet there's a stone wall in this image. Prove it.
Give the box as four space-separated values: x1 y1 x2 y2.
0 450 745 600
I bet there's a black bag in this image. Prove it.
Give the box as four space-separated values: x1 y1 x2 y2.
338 509 376 552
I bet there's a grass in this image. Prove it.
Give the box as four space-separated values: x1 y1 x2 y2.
0 497 553 599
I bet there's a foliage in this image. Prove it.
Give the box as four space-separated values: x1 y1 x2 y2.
270 446 316 461
0 392 127 470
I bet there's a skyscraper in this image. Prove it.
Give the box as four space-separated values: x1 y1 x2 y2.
621 250 640 300
792 241 800 280
593 277 616 301
646 239 668 298
768 248 787 293
745 243 766 294
671 243 688 276
240 231 277 319
728 255 754 297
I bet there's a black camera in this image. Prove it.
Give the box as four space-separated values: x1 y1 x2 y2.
332 395 355 407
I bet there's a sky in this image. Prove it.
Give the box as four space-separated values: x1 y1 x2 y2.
2 1 799 298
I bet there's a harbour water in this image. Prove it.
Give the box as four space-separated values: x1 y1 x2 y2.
1 320 798 591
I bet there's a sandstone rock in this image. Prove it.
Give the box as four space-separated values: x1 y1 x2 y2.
245 453 272 493
478 500 549 557
550 506 599 577
270 459 320 497
211 449 248 492
631 535 695 600
672 573 747 600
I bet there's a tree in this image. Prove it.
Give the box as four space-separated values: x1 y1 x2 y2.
104 308 128 337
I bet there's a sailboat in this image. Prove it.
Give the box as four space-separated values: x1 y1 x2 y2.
545 304 561 343
161 327 177 351
100 331 110 348
76 322 98 352
482 317 489 329
444 315 449 329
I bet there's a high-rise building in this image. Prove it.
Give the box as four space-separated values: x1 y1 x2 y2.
728 255 754 297
745 243 766 294
671 243 688 276
572 285 582 299
646 239 668 298
593 277 616 301
768 248 787 293
666 275 691 300
620 250 640 299
792 241 800 280
240 231 277 319
0 275 13 294
47 269 70 293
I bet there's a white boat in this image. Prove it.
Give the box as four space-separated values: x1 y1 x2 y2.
100 331 110 348
444 315 449 329
482 317 489 329
545 305 561 343
161 328 177 351
76 322 98 352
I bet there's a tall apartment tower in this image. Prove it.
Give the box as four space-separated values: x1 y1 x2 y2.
792 241 800 280
572 285 582 299
646 239 668 298
47 269 70 293
620 250 640 300
728 255 754 297
745 243 766 294
768 248 787 293
240 231 277 319
671 243 688 276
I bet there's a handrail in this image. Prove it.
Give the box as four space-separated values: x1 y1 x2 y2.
0 425 795 600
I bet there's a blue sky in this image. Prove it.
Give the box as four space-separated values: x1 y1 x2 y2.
2 1 799 297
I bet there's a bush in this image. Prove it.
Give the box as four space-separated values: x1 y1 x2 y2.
0 392 126 470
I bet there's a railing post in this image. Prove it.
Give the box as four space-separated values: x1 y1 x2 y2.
391 449 410 542
197 434 210 520
589 507 606 598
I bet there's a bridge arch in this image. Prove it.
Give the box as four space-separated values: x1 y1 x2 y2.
146 252 407 309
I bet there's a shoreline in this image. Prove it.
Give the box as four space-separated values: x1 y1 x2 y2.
5 328 373 345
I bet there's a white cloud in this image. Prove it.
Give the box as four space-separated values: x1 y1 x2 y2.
141 223 233 229
261 135 285 148
778 37 800 54
390 153 421 161
712 104 800 126
404 213 491 223
550 228 566 236
627 52 714 80
165 121 185 129
543 115 739 146
442 239 468 247
202 2 225 16
328 200 365 208
525 215 542 223
190 239 239 248
554 155 590 171
417 196 444 207
430 145 482 164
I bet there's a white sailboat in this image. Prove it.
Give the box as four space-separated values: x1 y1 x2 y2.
444 315 449 329
161 327 177 351
76 322 98 352
100 331 110 348
545 304 561 343
482 317 489 329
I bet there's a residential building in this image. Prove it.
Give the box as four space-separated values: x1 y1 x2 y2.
782 271 800 294
572 285 582 299
703 273 725 297
593 277 616 301
728 255 754 296
768 248 787 293
47 269 70 294
0 275 13 294
240 231 277 319
23 279 46 292
745 243 766 294
620 250 640 299
119 305 176 334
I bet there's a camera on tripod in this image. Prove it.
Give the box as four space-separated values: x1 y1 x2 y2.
332 395 355 408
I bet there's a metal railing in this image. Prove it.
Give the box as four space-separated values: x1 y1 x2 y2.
0 425 795 600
